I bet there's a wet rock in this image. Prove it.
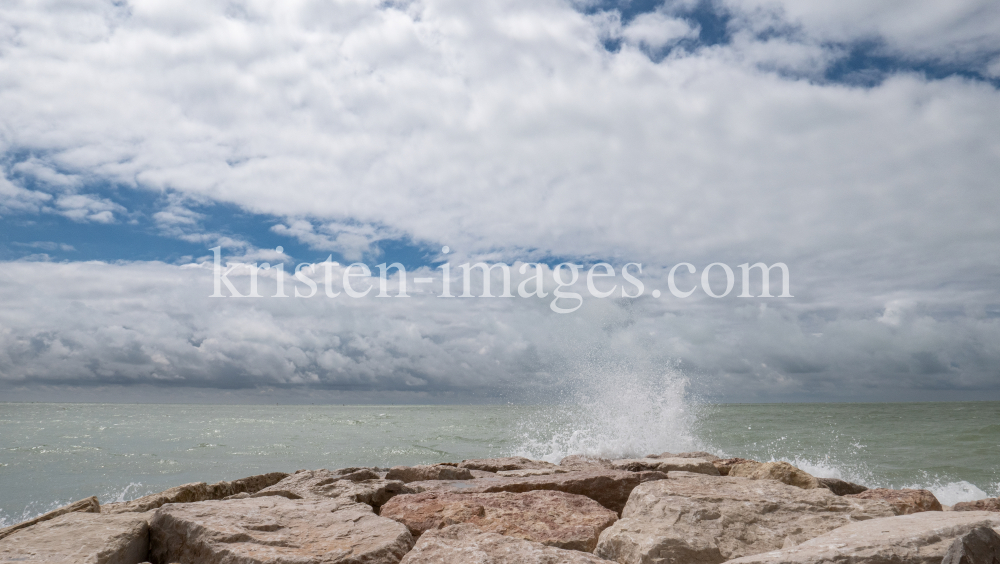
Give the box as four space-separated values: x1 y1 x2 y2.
385 464 475 483
712 457 758 475
0 496 100 541
252 468 413 511
559 455 614 470
725 510 1000 564
398 523 608 564
610 457 721 476
0 512 148 564
845 487 943 515
150 496 413 564
380 490 618 551
728 461 820 489
457 457 560 472
594 471 895 563
955 498 1000 512
103 472 288 513
941 526 1000 564
816 477 868 496
408 469 667 515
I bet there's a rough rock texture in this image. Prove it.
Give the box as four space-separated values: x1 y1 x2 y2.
845 488 943 515
150 496 413 564
941 526 1000 564
104 472 288 513
252 469 412 511
610 457 721 476
675 451 721 461
594 471 895 564
0 512 148 564
955 498 1000 512
496 468 569 477
458 457 559 472
559 455 614 470
0 496 100 541
816 477 868 496
712 457 758 476
380 490 618 551
726 511 1000 564
407 469 667 515
728 461 820 489
398 524 608 564
385 465 474 483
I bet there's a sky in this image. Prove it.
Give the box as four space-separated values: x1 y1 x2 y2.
1 0 999 403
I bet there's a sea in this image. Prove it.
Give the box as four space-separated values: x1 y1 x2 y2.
1 400 998 526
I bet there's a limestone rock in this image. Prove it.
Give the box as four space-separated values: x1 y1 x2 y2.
150 496 413 564
725 510 1000 564
675 451 721 461
496 468 568 477
385 465 474 483
252 469 413 511
457 457 559 472
380 490 618 551
610 457 721 476
845 488 943 515
0 496 100 541
407 469 667 515
103 472 288 513
816 477 868 496
594 471 895 563
941 526 1000 564
0 512 148 564
399 523 608 564
712 457 758 476
559 455 614 470
728 461 819 489
955 498 1000 512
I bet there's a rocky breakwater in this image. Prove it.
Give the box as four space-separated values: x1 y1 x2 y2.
2 452 996 564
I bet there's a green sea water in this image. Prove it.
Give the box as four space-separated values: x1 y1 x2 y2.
1 401 998 526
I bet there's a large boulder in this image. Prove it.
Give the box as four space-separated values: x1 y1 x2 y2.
610 457 720 476
941 526 1000 564
725 511 1000 564
712 457 758 476
457 457 560 472
252 469 413 511
728 461 820 489
559 455 614 470
103 472 288 513
955 498 1000 512
385 465 475 483
594 471 895 564
0 512 148 564
845 488 943 515
816 477 868 496
0 496 100 541
407 469 667 515
149 496 413 564
399 523 609 564
380 490 618 551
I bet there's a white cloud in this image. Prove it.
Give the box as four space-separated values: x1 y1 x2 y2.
52 193 125 223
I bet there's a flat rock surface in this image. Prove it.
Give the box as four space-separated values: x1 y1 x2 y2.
954 497 1000 512
558 455 614 470
104 472 288 513
150 496 413 564
610 457 720 476
0 496 100 541
385 465 474 483
457 457 559 472
846 488 943 515
406 469 667 515
0 512 148 564
728 461 819 489
594 471 895 564
380 490 618 552
398 524 608 564
252 469 412 511
726 510 1000 564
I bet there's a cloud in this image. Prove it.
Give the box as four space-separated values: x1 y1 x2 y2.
12 241 76 252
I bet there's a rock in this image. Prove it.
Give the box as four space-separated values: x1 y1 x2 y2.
252 468 413 511
941 526 1000 564
816 477 868 496
0 512 148 564
458 457 559 472
712 457 758 475
385 464 475 483
728 461 820 489
150 496 413 564
103 471 288 513
610 457 721 476
469 469 499 478
496 468 568 477
0 496 100 541
675 451 721 461
559 455 614 470
380 490 618 551
407 469 668 515
725 510 1000 564
845 487 943 515
399 523 609 564
594 471 895 563
955 498 1000 512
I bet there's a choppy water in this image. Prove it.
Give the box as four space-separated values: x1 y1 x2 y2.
1 400 998 526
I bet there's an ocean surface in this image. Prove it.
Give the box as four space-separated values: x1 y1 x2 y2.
1 401 998 526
